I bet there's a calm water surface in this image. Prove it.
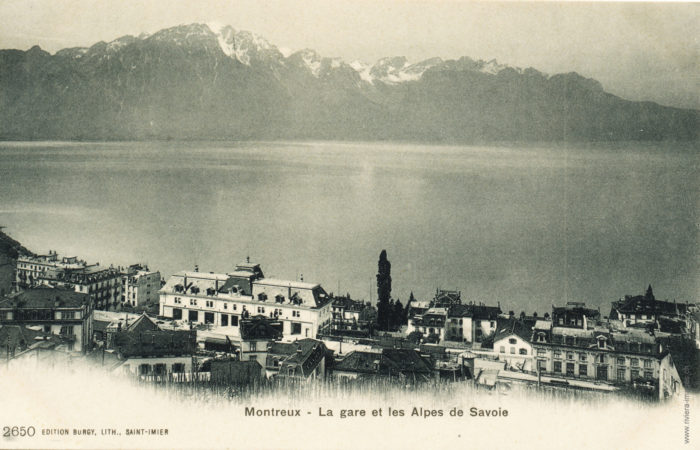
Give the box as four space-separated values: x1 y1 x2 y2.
0 140 697 313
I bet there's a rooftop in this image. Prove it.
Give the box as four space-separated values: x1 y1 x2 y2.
0 286 89 309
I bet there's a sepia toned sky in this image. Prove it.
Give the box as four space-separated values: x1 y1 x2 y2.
0 0 698 109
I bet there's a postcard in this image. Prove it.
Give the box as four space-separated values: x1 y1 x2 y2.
0 1 697 449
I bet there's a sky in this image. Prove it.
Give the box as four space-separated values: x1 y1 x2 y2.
0 0 698 109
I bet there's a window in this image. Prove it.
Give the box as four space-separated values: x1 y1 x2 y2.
232 304 237 311
204 312 214 324
537 333 546 343
221 314 228 326
554 361 562 373
631 369 639 379
597 338 606 349
172 308 182 320
206 300 214 308
554 350 561 359
579 353 587 362
230 315 239 326
189 299 197 306
617 368 626 382
566 352 574 360
499 346 505 353
566 363 575 376
258 307 265 314
644 370 653 379
223 303 227 309
292 311 300 318
565 336 574 346
617 357 625 365
154 364 166 376
292 322 302 335
250 341 257 352
258 293 268 301
631 358 639 368
597 354 606 364
509 338 517 344
59 326 74 335
519 348 528 355
139 364 150 375
643 360 653 369
62 311 75 319
579 364 588 377
537 349 546 356
537 360 546 371
510 347 515 354
188 310 198 322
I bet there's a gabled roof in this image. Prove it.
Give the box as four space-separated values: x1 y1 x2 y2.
493 318 536 343
0 286 89 308
612 295 690 316
266 339 327 377
335 349 432 375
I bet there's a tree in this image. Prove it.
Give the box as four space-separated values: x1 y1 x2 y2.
376 250 392 331
407 331 423 344
393 299 405 330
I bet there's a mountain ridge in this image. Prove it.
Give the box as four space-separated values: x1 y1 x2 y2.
0 23 696 142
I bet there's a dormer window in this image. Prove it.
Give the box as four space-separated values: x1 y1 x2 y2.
597 337 607 349
274 294 284 303
537 333 546 343
258 293 268 302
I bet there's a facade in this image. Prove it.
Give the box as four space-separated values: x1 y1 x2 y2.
330 296 371 333
0 286 92 352
112 327 197 380
121 264 161 307
239 316 283 363
15 252 122 310
445 304 501 343
531 319 683 399
493 318 536 371
159 261 332 340
407 307 447 341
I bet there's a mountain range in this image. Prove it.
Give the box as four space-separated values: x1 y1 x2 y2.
0 23 697 142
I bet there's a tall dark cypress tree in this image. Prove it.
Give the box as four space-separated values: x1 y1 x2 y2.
376 249 392 331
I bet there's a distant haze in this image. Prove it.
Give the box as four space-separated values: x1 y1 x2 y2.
0 0 697 110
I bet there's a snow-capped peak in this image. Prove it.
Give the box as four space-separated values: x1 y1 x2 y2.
206 23 281 66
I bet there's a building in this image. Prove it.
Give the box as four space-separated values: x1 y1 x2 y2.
552 302 600 329
210 359 265 385
159 261 332 340
238 316 282 363
121 264 161 308
445 303 501 343
15 251 122 311
0 286 92 352
531 318 684 400
492 318 536 372
333 348 433 382
112 328 197 380
265 339 329 380
432 289 461 308
406 307 447 342
610 292 695 332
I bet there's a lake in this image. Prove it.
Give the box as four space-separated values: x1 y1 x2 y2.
0 140 697 314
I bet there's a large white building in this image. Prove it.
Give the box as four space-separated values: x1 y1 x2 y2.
159 261 332 340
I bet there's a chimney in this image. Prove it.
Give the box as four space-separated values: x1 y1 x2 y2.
194 265 199 273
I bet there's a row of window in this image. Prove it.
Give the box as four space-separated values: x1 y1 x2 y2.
543 349 654 368
171 308 305 334
173 297 303 317
499 346 528 355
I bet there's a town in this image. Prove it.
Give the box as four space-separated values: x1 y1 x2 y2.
1 230 697 402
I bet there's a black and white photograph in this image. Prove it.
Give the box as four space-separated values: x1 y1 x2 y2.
0 1 697 449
